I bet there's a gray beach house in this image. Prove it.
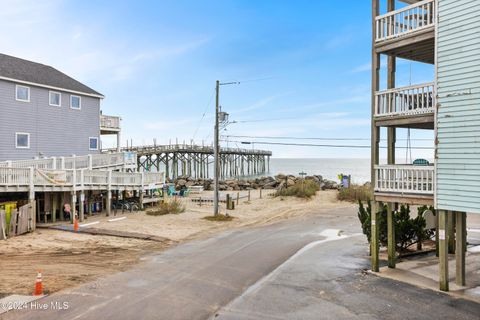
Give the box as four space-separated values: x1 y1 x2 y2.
0 53 121 161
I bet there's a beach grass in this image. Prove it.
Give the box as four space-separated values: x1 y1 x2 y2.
275 180 320 198
337 184 372 202
203 214 235 222
146 199 186 216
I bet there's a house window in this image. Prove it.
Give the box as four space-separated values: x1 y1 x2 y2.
70 95 81 109
15 132 30 149
15 85 30 102
49 91 61 106
89 137 99 150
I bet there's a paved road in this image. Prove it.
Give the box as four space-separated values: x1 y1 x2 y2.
2 206 479 320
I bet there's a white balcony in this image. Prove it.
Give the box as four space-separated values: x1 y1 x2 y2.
100 114 121 133
375 0 435 43
375 165 434 196
375 82 435 119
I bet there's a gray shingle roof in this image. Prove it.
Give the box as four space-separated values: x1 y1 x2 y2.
0 53 103 97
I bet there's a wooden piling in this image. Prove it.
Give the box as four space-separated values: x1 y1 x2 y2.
371 201 380 272
387 202 395 268
455 212 466 286
439 210 449 291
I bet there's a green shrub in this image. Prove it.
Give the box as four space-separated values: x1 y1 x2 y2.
338 184 372 202
146 199 185 216
275 180 320 198
357 201 434 253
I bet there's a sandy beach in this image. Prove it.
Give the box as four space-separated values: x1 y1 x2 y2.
0 190 355 296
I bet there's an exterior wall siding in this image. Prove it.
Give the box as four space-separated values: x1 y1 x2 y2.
436 0 480 213
0 79 100 160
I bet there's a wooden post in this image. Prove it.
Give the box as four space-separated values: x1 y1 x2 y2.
60 192 65 221
106 170 112 217
79 191 85 222
387 202 395 268
435 211 439 257
248 190 251 201
439 210 449 291
52 193 57 223
71 192 77 224
371 201 380 272
371 0 380 186
455 212 466 286
447 211 455 254
236 192 240 206
139 172 144 210
259 189 262 199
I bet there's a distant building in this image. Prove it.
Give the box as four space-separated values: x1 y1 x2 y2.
0 53 120 161
370 0 477 291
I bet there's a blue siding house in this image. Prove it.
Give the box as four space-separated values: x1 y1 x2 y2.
0 53 105 161
371 0 477 292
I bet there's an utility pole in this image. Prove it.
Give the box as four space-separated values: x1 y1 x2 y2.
214 80 220 216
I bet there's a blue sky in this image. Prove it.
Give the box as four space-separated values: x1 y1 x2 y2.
1 0 434 159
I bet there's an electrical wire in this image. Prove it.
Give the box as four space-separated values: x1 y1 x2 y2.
222 135 432 141
221 140 434 150
192 89 216 140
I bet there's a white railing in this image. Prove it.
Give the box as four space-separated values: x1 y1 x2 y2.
0 168 164 190
144 172 165 185
375 165 434 195
0 152 135 170
108 144 272 156
100 114 121 131
376 0 435 42
0 167 30 186
375 83 435 117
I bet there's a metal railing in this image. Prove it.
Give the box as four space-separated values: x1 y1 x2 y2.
375 0 435 42
100 114 121 131
375 165 434 195
375 83 435 117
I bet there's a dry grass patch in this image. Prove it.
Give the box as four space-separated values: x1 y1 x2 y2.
202 214 235 222
275 180 320 199
146 199 186 216
337 184 372 202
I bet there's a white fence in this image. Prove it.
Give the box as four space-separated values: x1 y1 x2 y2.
0 152 136 170
375 165 434 195
375 0 435 42
0 168 164 191
375 83 435 117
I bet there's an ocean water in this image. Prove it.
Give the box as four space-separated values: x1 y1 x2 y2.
267 158 371 184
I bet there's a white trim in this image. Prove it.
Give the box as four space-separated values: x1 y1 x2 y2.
15 132 30 149
70 95 81 110
89 137 99 150
0 76 104 99
49 91 62 107
15 84 30 102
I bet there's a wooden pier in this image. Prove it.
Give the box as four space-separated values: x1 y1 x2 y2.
107 144 272 179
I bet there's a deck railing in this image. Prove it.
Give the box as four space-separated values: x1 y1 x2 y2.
0 168 164 190
109 144 272 156
375 83 435 117
375 0 435 42
100 114 121 131
375 165 434 195
0 152 136 170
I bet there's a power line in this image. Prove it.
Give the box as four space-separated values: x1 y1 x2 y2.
221 140 435 150
222 135 432 141
192 88 216 140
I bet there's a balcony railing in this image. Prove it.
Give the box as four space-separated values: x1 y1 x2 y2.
375 0 435 42
100 114 121 131
375 83 435 118
375 165 434 195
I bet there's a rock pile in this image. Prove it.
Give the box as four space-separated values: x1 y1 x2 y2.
168 174 340 191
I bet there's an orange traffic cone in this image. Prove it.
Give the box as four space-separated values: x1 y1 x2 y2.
33 271 43 296
73 217 79 232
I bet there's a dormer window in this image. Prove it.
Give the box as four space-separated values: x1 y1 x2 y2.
15 85 30 102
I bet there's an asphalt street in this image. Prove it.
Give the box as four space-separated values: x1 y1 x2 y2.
2 206 479 320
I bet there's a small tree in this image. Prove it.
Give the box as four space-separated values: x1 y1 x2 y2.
357 201 433 253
